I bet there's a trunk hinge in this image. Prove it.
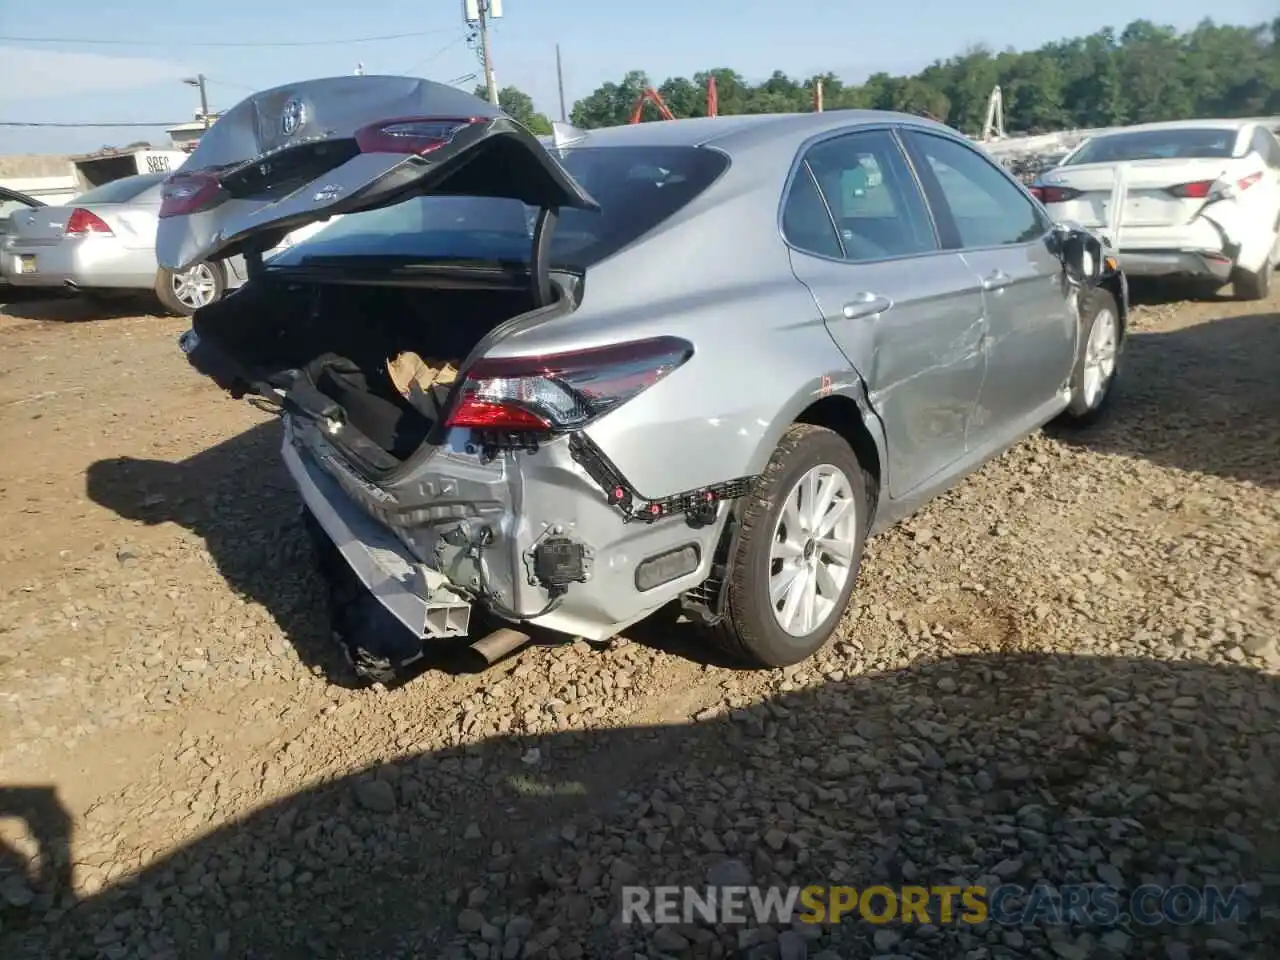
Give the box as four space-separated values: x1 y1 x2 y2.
530 206 559 308
244 243 266 280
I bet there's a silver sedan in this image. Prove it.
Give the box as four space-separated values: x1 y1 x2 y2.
0 173 330 315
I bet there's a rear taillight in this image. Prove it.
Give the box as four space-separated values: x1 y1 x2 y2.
1030 185 1082 204
64 208 112 237
1236 172 1262 191
1164 180 1216 199
446 337 694 432
353 116 486 155
158 171 226 219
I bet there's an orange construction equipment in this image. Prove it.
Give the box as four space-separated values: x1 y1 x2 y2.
629 76 719 123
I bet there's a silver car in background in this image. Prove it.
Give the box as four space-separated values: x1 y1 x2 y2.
0 185 44 288
2 174 337 315
161 76 1126 683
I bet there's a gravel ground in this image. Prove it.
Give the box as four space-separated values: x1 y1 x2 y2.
0 287 1277 959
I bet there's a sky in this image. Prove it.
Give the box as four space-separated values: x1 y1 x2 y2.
0 0 1274 155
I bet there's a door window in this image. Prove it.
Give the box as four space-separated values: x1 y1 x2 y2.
906 131 1048 249
784 129 937 263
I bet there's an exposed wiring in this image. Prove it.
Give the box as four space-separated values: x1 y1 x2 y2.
470 528 566 622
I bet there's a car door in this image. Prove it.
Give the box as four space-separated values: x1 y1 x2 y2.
783 126 987 500
901 128 1075 444
1251 128 1280 250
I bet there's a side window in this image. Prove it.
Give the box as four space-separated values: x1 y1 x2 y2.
802 129 937 262
781 168 843 260
906 131 1048 249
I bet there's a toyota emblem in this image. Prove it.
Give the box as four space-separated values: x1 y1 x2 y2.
281 98 306 137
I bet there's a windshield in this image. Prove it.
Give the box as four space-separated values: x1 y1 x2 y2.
73 174 165 205
269 145 730 272
1064 128 1239 165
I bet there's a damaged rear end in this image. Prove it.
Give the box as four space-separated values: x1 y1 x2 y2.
1031 124 1275 285
162 76 726 678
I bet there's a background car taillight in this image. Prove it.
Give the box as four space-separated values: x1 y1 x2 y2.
1164 180 1217 199
353 116 485 155
445 336 694 432
1029 185 1083 204
158 172 225 219
64 208 113 237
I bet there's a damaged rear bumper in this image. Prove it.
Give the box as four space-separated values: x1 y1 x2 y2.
282 416 735 644
1115 249 1234 281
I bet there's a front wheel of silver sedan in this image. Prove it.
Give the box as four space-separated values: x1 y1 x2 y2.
1055 287 1122 428
712 424 870 668
154 261 226 317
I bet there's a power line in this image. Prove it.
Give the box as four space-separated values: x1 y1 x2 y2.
401 35 469 77
0 29 451 49
0 121 178 128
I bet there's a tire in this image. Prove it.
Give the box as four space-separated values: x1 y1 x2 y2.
1232 255 1273 302
1054 287 1121 428
155 260 225 316
711 424 870 668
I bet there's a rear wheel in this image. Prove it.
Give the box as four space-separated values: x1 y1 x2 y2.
712 424 870 668
155 260 225 316
1232 254 1273 302
1054 287 1120 428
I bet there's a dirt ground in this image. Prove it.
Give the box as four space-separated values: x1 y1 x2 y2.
0 287 1277 960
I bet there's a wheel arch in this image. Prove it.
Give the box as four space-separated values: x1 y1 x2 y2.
742 372 888 523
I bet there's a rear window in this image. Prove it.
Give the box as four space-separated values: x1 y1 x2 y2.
1064 128 1239 165
73 174 165 205
270 145 730 271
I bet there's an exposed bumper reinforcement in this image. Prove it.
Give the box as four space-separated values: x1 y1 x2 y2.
282 423 471 639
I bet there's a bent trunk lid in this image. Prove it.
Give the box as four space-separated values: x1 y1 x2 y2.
1042 158 1233 230
156 75 599 272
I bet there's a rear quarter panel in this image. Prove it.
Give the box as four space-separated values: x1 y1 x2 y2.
486 158 872 501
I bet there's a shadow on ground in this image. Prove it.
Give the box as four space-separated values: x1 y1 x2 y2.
83 421 581 687
1 654 1277 959
1050 310 1280 489
0 292 163 323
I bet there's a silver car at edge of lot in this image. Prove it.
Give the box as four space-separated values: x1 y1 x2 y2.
0 184 44 288
3 173 335 315
159 75 1126 683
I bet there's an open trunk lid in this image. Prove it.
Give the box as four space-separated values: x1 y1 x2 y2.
155 75 599 272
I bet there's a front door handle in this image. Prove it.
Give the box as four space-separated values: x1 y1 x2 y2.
842 292 893 320
983 269 1012 291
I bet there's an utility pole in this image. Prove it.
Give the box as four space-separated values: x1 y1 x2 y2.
464 0 501 105
477 0 498 105
555 43 567 122
183 74 211 128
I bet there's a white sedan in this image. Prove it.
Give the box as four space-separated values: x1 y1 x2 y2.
1030 119 1280 300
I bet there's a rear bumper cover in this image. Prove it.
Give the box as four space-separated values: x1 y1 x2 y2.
4 238 155 289
1115 249 1234 281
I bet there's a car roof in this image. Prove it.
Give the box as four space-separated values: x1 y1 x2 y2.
561 110 961 155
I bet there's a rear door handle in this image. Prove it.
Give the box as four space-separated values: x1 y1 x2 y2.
983 269 1012 291
842 292 893 320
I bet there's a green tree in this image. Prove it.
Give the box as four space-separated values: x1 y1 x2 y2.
474 84 554 134
567 18 1277 134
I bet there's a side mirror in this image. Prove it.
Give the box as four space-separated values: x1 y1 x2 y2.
1052 225 1105 286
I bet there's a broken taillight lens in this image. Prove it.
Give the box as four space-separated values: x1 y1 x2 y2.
1030 185 1082 204
353 116 485 155
446 337 694 432
1164 180 1216 199
64 208 113 237
159 171 226 219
